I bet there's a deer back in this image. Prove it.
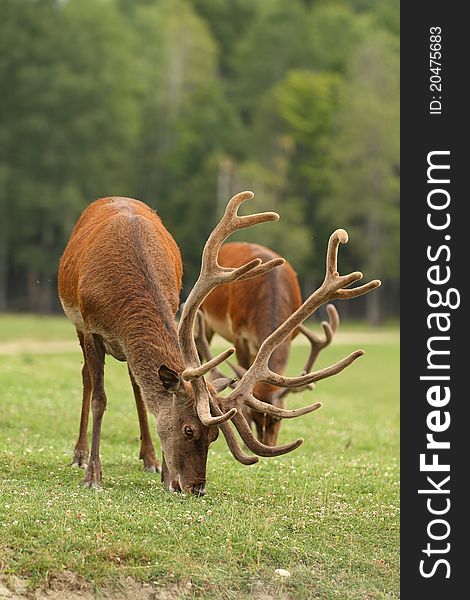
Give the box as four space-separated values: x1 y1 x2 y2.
202 242 302 376
58 197 182 344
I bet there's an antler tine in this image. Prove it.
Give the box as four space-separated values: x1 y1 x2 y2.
178 191 284 427
266 350 365 389
228 350 362 421
234 257 285 282
182 348 235 381
223 191 280 229
201 191 280 282
232 413 304 457
219 229 380 448
209 398 259 465
326 228 348 275
245 395 322 418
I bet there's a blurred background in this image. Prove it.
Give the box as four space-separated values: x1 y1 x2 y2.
0 0 399 323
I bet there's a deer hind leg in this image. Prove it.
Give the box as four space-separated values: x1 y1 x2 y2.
72 330 91 468
82 334 107 489
234 338 258 435
128 367 161 473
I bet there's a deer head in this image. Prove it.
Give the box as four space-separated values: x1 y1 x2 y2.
158 191 381 494
153 191 283 493
151 367 217 495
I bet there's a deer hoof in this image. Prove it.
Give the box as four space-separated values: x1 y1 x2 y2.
144 463 162 474
83 460 102 488
83 480 103 491
72 449 89 469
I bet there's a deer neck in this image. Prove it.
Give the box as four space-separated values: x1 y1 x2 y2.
122 309 184 406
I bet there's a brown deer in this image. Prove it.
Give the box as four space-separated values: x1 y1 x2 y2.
196 242 340 446
58 191 380 495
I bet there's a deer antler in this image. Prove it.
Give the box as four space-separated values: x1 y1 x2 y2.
178 191 284 427
217 229 381 455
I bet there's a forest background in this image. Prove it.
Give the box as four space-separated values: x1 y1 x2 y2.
0 0 399 323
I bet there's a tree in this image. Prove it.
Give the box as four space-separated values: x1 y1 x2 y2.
0 0 140 311
219 158 313 283
0 0 400 319
230 0 310 120
240 69 342 290
320 30 400 324
307 3 369 73
124 0 219 203
189 0 257 77
124 0 242 288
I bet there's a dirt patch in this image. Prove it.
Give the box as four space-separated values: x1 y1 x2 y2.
0 573 294 600
1 573 187 600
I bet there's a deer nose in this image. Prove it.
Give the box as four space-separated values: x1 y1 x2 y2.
192 483 206 497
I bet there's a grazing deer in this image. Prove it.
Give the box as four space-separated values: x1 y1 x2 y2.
58 191 380 495
196 242 340 446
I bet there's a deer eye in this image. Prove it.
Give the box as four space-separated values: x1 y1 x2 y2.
183 426 194 437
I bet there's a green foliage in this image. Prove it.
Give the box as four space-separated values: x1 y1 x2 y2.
319 30 399 322
274 70 342 198
0 0 140 310
190 0 257 76
229 161 313 276
307 3 370 73
321 31 400 278
230 0 310 119
0 0 399 320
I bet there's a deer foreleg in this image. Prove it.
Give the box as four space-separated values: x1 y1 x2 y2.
128 366 160 473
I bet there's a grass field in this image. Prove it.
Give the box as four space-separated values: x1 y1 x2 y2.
0 315 399 599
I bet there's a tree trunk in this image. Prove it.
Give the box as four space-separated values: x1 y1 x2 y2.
366 290 381 327
27 267 40 312
0 168 8 311
38 221 55 313
366 208 382 326
0 221 7 311
38 279 53 314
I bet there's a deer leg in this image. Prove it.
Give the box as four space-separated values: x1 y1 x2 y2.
263 416 282 447
128 367 161 473
234 339 258 435
83 334 106 489
72 330 91 468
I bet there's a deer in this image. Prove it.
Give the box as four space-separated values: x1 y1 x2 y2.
58 191 380 495
195 242 340 446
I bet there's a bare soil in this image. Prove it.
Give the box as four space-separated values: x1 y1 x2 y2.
0 573 294 600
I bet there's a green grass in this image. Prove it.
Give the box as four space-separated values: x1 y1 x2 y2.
0 314 73 342
0 313 399 342
0 318 399 598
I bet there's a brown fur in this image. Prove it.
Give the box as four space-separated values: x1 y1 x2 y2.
58 197 217 494
200 242 302 445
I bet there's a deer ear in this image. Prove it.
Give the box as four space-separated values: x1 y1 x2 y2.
211 377 236 393
158 365 181 392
